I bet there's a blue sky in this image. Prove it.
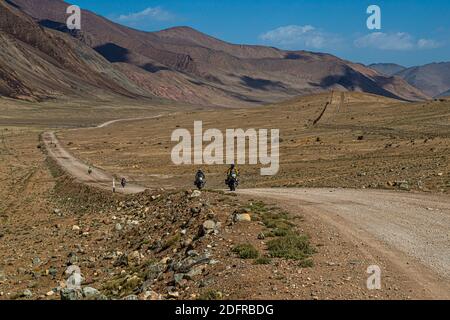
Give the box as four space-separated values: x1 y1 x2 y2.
71 0 450 67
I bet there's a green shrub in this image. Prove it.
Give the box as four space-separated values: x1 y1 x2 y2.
267 234 315 261
232 243 260 259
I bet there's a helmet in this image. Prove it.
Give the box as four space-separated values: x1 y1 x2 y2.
230 164 235 169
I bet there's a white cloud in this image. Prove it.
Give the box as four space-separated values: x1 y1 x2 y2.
354 32 442 50
259 25 340 50
116 7 174 23
417 38 442 49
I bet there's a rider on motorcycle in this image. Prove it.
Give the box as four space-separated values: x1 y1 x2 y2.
195 169 206 189
226 164 239 183
196 169 205 181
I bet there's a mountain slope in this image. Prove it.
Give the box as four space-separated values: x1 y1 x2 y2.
437 89 450 98
395 62 450 98
6 0 430 105
0 0 151 101
369 63 406 77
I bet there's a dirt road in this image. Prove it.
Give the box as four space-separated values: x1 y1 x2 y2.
41 115 169 193
239 188 450 298
42 131 146 194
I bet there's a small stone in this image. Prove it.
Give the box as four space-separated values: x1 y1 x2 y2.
167 290 179 298
234 213 251 222
129 251 142 266
61 288 83 300
115 223 123 231
123 294 139 300
173 273 185 286
143 290 161 300
32 257 41 267
48 267 58 278
22 289 33 298
72 225 81 232
202 220 216 234
185 265 206 279
82 287 101 300
187 250 199 257
46 291 55 297
190 190 202 198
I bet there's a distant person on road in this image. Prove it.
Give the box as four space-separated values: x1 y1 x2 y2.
112 178 116 193
121 177 127 189
88 166 92 175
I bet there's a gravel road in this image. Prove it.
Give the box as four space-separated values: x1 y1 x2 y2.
239 188 450 281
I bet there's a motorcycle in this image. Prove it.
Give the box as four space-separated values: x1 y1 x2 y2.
195 176 206 190
227 172 238 191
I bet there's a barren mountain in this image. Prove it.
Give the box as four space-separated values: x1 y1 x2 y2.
438 89 450 98
3 0 430 105
395 62 450 98
369 63 406 77
0 0 152 101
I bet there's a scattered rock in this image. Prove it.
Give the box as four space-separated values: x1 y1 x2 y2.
145 262 166 282
143 290 162 300
167 290 179 299
113 253 128 267
190 190 202 198
72 225 81 232
22 289 32 298
48 267 58 278
82 287 101 300
234 213 251 222
201 220 216 235
185 265 206 279
396 181 410 191
128 251 142 266
32 257 41 267
60 288 83 301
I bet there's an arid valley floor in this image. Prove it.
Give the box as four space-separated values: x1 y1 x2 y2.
0 92 449 300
